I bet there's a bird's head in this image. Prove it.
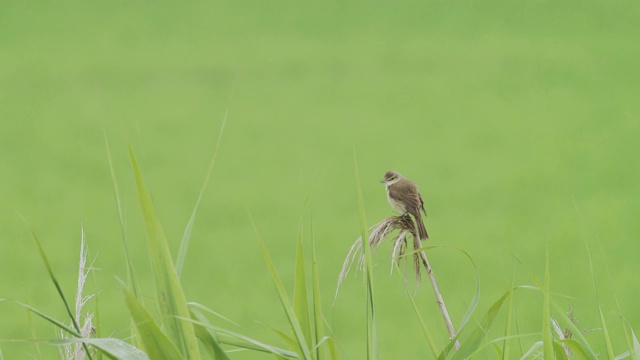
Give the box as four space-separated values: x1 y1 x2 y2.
380 170 402 184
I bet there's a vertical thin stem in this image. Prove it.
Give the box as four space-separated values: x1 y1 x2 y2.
418 248 460 350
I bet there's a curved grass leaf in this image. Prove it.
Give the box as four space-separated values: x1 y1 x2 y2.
187 302 239 327
630 324 640 360
553 340 569 360
176 102 229 278
585 240 615 359
443 288 516 360
186 312 300 358
51 338 149 360
293 225 312 347
188 310 231 360
311 223 328 360
502 271 517 360
549 302 597 360
124 290 185 360
23 228 93 359
353 152 377 360
396 263 438 359
542 248 553 359
250 214 312 360
104 134 140 299
410 245 480 332
559 339 597 360
129 146 200 359
15 301 81 338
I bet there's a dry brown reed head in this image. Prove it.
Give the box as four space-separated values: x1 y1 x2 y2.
335 214 425 300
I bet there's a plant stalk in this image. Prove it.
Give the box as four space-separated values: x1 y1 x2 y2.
417 247 460 350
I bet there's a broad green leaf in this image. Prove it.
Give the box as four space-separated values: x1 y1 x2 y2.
124 290 185 360
129 146 200 359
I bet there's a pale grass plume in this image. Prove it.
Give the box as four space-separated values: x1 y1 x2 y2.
59 225 96 360
335 214 423 301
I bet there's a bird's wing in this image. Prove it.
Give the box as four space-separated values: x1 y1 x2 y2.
390 181 423 215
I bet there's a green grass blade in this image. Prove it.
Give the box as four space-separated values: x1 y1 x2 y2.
630 323 640 360
584 240 615 359
353 151 376 360
501 271 516 360
396 263 438 358
311 222 326 360
105 134 142 350
124 290 185 360
550 301 597 360
267 324 300 351
411 245 480 331
187 302 240 327
250 214 312 360
104 134 139 298
15 301 81 338
599 307 615 359
446 288 514 360
50 338 149 360
24 227 93 359
542 247 554 360
515 257 543 289
293 224 312 347
22 294 42 357
176 103 229 278
128 146 200 359
559 339 597 360
184 314 300 358
553 341 569 360
519 272 596 359
326 336 340 360
189 310 231 360
599 238 634 355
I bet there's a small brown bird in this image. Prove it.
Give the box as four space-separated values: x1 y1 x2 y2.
380 170 428 240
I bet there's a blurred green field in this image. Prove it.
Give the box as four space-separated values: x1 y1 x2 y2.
1 1 639 358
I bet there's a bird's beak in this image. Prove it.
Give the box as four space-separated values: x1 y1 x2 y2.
379 179 386 183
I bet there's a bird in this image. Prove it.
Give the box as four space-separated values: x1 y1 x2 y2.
380 170 428 240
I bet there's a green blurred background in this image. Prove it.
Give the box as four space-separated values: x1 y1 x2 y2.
1 1 639 358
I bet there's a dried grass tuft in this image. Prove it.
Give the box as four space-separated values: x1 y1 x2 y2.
59 226 97 360
335 214 424 301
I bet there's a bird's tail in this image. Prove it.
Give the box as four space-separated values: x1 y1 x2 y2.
414 213 429 240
